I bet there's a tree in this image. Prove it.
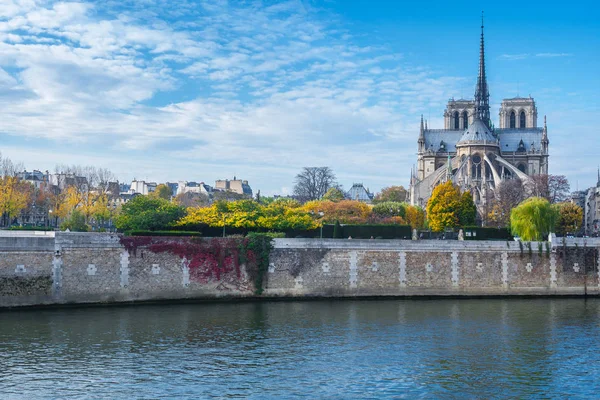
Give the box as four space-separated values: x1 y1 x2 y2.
322 187 346 202
153 184 173 200
115 195 185 231
373 186 408 203
510 197 558 241
405 205 425 230
302 200 371 224
487 179 525 228
457 191 477 226
426 181 461 232
0 152 24 178
293 167 337 202
527 174 570 203
0 176 32 226
372 202 407 218
175 192 210 208
555 202 583 236
60 210 89 232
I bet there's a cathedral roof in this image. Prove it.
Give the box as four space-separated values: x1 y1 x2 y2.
422 127 543 153
457 119 496 145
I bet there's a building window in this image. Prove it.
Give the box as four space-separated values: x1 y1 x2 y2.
454 111 459 130
517 164 527 174
510 111 516 128
471 154 482 179
462 111 469 129
519 111 526 128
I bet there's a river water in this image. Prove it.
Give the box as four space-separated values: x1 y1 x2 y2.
1 299 600 399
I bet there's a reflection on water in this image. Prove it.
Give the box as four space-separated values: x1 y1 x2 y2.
1 299 600 399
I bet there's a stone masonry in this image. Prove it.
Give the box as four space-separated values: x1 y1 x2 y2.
0 233 599 308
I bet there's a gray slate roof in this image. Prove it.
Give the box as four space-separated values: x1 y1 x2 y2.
423 127 544 153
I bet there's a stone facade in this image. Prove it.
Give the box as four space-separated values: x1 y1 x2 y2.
1 234 599 308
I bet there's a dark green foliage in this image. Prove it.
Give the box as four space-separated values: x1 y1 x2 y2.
371 202 407 218
242 233 274 295
545 241 551 257
458 192 477 227
333 220 342 238
538 242 543 256
125 230 203 237
115 196 185 232
463 226 513 241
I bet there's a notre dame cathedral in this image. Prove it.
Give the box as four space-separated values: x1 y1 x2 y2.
409 17 549 217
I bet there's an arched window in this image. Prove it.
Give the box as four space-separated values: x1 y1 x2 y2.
471 154 482 180
519 111 526 128
462 111 469 129
517 164 527 174
454 111 460 130
510 111 516 128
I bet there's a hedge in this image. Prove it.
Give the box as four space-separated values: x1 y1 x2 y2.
125 230 203 237
127 224 412 239
463 226 513 241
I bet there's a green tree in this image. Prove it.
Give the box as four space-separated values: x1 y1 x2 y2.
510 197 558 241
322 187 346 202
60 210 89 232
373 186 408 203
555 202 583 236
152 184 173 200
372 201 407 218
426 181 461 232
457 191 477 226
115 195 185 231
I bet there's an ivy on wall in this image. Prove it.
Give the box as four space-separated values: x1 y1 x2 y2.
119 234 273 294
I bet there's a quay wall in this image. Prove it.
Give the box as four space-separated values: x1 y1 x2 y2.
1 233 599 308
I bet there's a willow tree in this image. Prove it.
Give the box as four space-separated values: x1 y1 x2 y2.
510 197 558 241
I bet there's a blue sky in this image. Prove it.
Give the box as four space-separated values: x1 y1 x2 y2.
0 0 598 195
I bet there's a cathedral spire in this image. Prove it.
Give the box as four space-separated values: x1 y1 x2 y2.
418 115 425 149
474 12 491 128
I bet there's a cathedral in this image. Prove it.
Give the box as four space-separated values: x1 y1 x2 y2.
409 18 549 217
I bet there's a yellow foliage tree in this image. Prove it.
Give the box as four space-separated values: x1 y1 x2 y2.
0 176 31 225
426 181 461 232
302 200 371 224
405 205 425 229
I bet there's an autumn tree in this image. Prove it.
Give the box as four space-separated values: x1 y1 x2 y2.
302 200 371 225
426 181 467 232
487 179 525 228
555 202 583 236
510 197 558 241
293 167 337 202
0 176 32 226
373 186 408 203
526 174 570 203
405 205 426 230
322 187 346 202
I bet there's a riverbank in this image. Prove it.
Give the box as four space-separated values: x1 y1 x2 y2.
1 232 599 308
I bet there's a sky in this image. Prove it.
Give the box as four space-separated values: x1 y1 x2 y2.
0 0 599 196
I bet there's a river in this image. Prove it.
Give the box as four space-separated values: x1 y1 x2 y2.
1 299 600 399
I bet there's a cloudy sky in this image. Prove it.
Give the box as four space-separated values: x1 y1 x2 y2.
0 0 598 195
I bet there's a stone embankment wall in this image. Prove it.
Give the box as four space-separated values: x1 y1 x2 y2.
0 233 599 308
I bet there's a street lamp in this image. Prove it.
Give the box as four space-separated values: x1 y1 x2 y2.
318 211 324 239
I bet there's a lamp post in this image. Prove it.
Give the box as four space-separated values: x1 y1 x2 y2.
319 211 324 239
